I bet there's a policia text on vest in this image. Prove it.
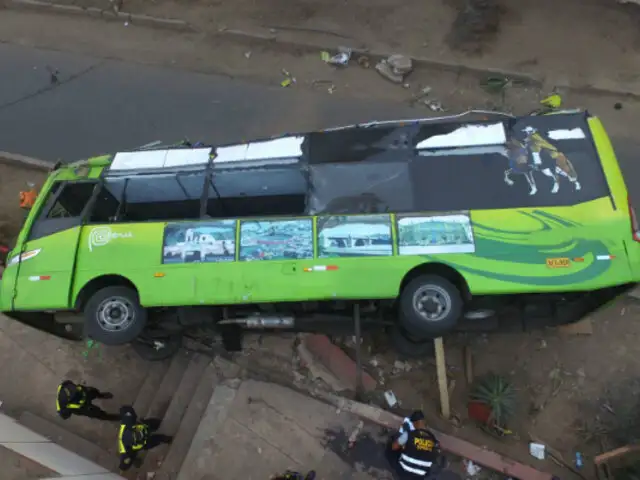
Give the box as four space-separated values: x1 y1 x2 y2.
118 405 173 472
386 410 445 479
56 380 119 421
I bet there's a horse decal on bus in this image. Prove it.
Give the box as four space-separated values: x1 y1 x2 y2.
504 126 581 196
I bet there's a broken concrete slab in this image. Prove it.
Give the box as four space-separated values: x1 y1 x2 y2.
297 341 348 392
303 334 377 392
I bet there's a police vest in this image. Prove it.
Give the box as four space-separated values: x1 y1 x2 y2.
118 424 149 454
56 384 86 412
399 429 438 477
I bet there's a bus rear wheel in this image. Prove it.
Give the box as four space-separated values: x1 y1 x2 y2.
84 286 147 345
399 275 462 337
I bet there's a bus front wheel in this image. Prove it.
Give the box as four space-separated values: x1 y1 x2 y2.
84 286 147 345
399 275 462 337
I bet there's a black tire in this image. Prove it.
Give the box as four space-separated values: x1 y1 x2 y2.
389 324 435 359
132 333 182 361
399 275 462 338
84 286 147 345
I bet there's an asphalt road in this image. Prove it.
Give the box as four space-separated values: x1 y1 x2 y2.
1 42 639 202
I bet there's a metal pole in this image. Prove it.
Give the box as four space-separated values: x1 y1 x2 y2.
354 303 363 401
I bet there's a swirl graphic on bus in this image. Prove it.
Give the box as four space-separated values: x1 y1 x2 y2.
88 227 133 252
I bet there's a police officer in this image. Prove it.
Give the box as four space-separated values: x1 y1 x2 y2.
386 410 444 479
56 380 119 421
118 405 173 472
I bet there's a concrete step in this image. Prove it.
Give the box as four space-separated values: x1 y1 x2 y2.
145 349 192 420
176 381 239 480
158 353 211 437
132 358 171 417
155 363 219 478
18 411 117 472
143 353 211 473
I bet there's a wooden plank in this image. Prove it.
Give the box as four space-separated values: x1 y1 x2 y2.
434 337 450 419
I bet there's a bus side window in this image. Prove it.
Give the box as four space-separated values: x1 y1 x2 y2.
28 182 97 241
89 182 123 224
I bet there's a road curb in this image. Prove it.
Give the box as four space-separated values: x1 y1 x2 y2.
218 29 545 87
9 0 195 32
0 151 52 171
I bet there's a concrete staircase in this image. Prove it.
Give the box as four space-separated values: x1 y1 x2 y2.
18 349 219 480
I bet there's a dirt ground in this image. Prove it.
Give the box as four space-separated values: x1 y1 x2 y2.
46 0 640 93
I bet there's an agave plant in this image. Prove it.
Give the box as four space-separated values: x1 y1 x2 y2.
469 373 517 428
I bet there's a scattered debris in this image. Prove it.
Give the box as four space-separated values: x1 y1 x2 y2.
347 421 364 449
280 69 296 87
425 100 445 112
575 452 583 469
356 56 370 68
392 360 411 373
375 54 413 84
529 442 546 460
384 390 398 408
46 65 59 84
614 102 623 110
244 51 252 59
321 47 352 67
464 459 482 476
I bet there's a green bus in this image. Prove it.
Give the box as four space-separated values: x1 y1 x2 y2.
1 108 638 357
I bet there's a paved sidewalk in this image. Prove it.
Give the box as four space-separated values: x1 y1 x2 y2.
178 379 394 480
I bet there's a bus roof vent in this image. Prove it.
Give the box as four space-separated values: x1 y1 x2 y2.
109 147 212 171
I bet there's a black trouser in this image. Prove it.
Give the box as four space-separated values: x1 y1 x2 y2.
384 436 444 480
142 418 173 449
73 388 119 421
119 419 172 471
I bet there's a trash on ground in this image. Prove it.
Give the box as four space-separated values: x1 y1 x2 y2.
347 421 364 448
281 69 296 87
529 442 546 460
357 56 370 68
575 451 583 469
375 54 413 84
375 61 403 84
387 54 413 76
244 51 252 59
424 99 445 112
323 46 352 67
384 390 398 408
481 75 512 93
464 459 481 476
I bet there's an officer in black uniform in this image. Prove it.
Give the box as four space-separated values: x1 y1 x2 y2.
56 380 119 421
118 405 173 472
385 410 444 479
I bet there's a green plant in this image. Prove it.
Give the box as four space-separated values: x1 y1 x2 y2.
469 373 517 428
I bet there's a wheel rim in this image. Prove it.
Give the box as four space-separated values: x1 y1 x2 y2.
96 297 135 332
412 285 451 322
